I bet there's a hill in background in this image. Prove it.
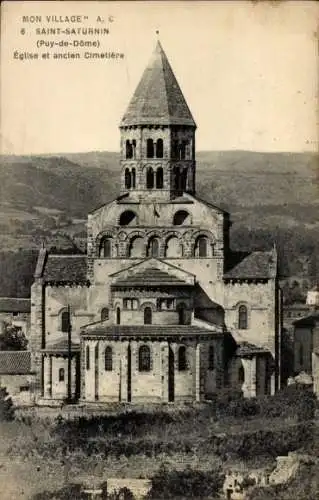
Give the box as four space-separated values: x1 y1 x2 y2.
0 150 318 297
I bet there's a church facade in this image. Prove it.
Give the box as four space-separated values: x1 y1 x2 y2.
30 42 282 404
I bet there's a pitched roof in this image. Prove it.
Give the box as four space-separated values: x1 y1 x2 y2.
293 312 319 327
42 340 80 353
112 267 191 287
0 298 30 313
120 41 196 127
236 342 270 357
42 255 88 283
81 325 223 338
224 251 277 280
0 351 31 374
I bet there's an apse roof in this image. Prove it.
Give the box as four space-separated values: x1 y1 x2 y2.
81 324 223 338
120 41 196 127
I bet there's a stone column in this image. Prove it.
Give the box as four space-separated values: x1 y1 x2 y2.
161 341 169 402
195 343 201 402
49 355 53 398
120 341 128 402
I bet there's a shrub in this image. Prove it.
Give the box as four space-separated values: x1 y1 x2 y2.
0 386 15 421
147 465 224 498
32 483 85 500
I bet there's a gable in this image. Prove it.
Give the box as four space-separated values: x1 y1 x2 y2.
110 258 195 287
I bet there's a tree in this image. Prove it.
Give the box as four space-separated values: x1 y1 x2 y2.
0 322 28 351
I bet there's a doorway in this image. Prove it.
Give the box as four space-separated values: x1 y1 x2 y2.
168 346 175 402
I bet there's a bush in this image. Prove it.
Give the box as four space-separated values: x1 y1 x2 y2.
147 465 224 498
32 484 85 500
0 387 15 421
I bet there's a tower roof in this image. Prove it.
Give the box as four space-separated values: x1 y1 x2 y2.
120 41 196 127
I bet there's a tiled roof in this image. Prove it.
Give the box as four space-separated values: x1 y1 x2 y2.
81 324 223 338
43 255 87 283
120 41 196 127
224 251 276 280
293 312 319 327
0 298 30 313
236 342 270 357
42 340 80 353
0 351 31 374
112 267 191 287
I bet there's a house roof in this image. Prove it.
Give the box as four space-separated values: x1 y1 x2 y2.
224 251 277 280
0 298 30 313
293 312 319 327
42 255 88 283
81 324 223 339
112 267 192 287
120 41 196 127
42 340 80 353
0 351 31 374
236 342 270 357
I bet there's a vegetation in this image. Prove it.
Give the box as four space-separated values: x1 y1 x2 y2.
0 387 15 421
147 465 224 498
0 322 28 350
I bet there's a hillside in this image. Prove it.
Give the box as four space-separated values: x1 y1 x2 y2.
0 150 318 296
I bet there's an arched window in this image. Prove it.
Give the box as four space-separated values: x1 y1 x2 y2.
156 139 163 158
165 236 182 258
59 368 65 382
146 139 154 158
146 167 154 189
173 210 191 226
61 310 70 333
132 140 136 159
156 167 163 189
299 344 303 366
125 140 133 159
177 303 186 325
238 305 248 329
119 210 137 226
139 345 151 372
144 306 152 325
124 168 131 189
208 345 215 370
99 237 112 258
132 167 136 188
178 346 187 371
174 166 180 191
181 169 187 191
101 307 109 321
116 307 121 325
172 140 179 159
238 365 245 383
147 237 159 258
195 236 208 257
86 346 90 370
129 236 144 258
104 346 113 371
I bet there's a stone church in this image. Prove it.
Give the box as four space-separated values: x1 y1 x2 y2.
30 41 282 404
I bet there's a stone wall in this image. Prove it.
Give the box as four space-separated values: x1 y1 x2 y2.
0 374 35 406
82 338 223 403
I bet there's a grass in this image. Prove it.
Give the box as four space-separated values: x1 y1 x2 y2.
1 393 317 499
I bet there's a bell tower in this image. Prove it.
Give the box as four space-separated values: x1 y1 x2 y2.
119 41 196 201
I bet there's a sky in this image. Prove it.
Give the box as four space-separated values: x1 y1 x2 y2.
1 0 318 154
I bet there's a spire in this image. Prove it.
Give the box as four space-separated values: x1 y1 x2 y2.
120 41 196 127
